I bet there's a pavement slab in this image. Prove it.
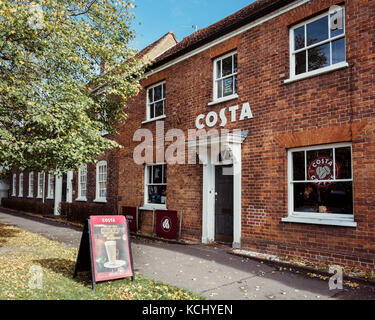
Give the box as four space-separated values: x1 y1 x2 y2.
1 208 375 300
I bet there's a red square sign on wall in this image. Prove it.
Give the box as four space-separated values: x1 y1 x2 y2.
155 210 178 240
122 206 137 232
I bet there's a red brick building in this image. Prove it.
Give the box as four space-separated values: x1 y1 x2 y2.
8 0 375 272
115 0 375 271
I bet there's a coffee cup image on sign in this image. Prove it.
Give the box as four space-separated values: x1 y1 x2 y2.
102 239 128 270
104 241 117 265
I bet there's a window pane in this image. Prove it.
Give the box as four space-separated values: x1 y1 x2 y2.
295 51 306 75
330 11 344 38
307 148 334 181
148 166 153 184
233 54 237 73
308 43 330 71
216 60 221 79
148 88 153 103
153 165 163 184
223 77 234 97
148 185 167 204
154 101 164 118
332 38 346 65
163 166 167 184
149 103 155 119
234 75 238 94
335 147 352 179
222 56 233 77
307 15 328 46
217 80 223 99
294 25 305 50
154 85 162 101
293 151 305 181
294 182 353 214
162 83 166 99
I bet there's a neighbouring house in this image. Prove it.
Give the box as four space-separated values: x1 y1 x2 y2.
7 0 375 272
7 31 178 216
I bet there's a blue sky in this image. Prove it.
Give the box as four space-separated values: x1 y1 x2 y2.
131 0 256 50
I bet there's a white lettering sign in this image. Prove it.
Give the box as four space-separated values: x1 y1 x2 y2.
196 103 253 129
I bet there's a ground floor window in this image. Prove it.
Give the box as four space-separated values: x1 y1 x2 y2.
47 172 54 199
145 164 167 207
77 164 87 201
37 172 44 198
12 174 16 196
18 173 23 197
95 161 107 202
28 172 34 198
286 143 355 226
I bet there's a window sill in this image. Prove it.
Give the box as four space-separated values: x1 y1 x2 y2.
27 196 34 199
46 197 54 200
139 204 167 211
284 62 349 84
75 197 87 202
142 115 166 125
282 215 357 227
207 94 238 107
93 199 107 203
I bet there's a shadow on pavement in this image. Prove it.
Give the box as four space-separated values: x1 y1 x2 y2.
131 238 375 300
0 208 82 232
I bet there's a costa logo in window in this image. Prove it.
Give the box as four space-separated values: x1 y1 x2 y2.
307 156 340 188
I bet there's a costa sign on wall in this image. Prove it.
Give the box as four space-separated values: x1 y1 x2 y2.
155 210 179 240
308 156 340 188
195 103 253 130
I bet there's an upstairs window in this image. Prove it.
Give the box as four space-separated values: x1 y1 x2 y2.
213 52 238 102
146 82 166 121
289 7 346 79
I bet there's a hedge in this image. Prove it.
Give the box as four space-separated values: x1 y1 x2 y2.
1 198 53 216
59 202 113 223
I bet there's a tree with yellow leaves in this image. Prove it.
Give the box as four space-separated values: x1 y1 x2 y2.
0 0 145 172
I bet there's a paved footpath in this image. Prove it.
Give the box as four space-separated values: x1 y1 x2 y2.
1 209 375 300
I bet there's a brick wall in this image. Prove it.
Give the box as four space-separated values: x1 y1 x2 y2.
115 0 375 271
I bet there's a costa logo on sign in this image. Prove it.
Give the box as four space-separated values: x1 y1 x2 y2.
308 156 340 188
161 217 171 232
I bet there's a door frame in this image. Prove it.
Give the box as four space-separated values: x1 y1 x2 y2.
190 133 245 249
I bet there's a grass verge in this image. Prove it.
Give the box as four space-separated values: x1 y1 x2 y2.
0 222 203 300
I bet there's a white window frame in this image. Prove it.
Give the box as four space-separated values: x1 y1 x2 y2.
144 81 166 123
286 7 348 83
37 172 44 199
47 172 54 199
142 163 167 210
282 142 356 227
76 164 87 202
18 173 23 197
211 51 238 104
94 160 107 203
12 174 17 196
28 172 34 198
